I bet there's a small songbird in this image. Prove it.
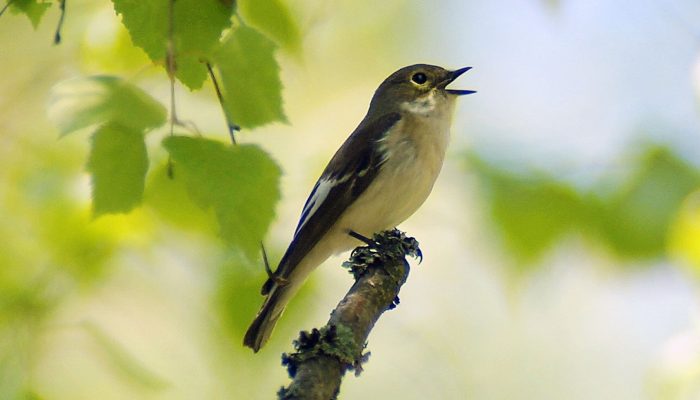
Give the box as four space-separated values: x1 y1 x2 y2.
244 64 475 352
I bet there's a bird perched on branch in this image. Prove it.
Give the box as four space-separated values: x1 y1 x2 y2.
244 64 475 352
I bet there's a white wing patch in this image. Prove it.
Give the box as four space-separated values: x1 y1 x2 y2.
294 178 335 236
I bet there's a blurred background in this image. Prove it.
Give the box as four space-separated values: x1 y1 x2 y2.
2 0 700 399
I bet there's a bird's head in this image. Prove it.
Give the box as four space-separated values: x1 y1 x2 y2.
369 64 475 116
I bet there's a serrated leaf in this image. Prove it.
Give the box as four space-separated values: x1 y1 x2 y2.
238 0 301 52
163 136 281 258
87 123 149 216
213 25 286 129
48 76 166 136
111 0 234 89
11 0 51 29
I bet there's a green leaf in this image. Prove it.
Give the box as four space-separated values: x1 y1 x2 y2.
111 0 234 89
80 14 153 74
163 136 281 258
237 0 301 52
10 0 51 29
469 145 700 266
213 25 286 129
144 164 217 234
470 156 588 263
39 201 119 283
48 76 166 136
601 147 700 258
87 123 149 216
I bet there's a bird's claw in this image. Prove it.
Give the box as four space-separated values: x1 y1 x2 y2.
414 247 423 264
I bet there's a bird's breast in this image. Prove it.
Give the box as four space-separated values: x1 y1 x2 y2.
335 113 451 243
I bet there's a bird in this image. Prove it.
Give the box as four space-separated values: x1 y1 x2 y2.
244 64 475 352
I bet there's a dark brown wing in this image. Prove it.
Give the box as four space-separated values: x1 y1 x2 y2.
261 112 402 294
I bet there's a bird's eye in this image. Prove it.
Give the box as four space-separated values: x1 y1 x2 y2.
411 72 428 85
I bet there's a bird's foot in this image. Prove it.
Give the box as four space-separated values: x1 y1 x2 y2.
347 230 376 246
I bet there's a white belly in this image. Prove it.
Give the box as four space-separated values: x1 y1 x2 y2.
330 115 451 253
340 153 437 235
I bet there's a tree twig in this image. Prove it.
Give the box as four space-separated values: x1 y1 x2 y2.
278 229 421 400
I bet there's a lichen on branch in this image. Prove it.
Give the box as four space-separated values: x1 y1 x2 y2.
278 229 421 400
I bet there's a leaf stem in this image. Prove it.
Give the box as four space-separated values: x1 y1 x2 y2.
166 0 176 177
206 62 239 145
53 0 66 44
0 0 14 18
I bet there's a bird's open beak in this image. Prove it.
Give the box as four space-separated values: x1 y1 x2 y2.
442 67 476 96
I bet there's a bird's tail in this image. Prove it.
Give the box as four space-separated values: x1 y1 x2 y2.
244 240 336 351
244 280 296 352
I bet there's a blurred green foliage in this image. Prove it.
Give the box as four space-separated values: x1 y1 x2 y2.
48 76 167 136
87 123 148 215
81 322 169 391
8 0 52 28
2 140 121 285
470 145 700 265
669 192 700 272
0 139 123 398
600 147 700 258
469 156 588 264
